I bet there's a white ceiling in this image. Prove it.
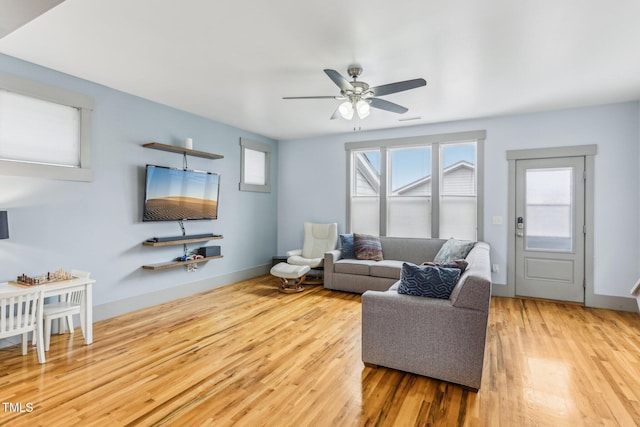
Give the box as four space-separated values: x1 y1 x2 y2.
1 0 640 141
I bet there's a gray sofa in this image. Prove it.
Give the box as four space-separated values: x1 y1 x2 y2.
361 241 492 390
324 237 449 293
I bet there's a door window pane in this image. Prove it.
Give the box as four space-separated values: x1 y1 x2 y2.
440 143 476 240
525 167 573 251
388 147 431 237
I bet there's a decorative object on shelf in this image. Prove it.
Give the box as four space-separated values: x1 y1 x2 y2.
0 211 8 239
184 138 193 149
14 269 75 286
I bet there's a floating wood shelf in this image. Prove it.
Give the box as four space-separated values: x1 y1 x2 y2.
143 142 223 159
143 235 223 247
142 255 223 270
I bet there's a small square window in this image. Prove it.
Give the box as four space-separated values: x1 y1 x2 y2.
240 138 271 192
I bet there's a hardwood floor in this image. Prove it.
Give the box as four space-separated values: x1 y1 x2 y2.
1 275 639 426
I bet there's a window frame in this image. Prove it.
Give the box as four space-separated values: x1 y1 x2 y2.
0 71 94 182
345 130 485 240
239 137 271 193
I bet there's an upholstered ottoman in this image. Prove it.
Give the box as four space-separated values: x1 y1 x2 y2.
270 262 311 293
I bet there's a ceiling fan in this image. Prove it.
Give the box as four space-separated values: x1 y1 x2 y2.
283 64 427 120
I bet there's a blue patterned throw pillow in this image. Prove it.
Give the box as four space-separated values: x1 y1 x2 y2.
433 239 476 264
398 263 461 299
339 234 356 259
353 233 383 261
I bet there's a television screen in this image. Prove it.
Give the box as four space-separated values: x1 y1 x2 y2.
143 165 220 221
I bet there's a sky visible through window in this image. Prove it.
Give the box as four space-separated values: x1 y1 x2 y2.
364 144 475 190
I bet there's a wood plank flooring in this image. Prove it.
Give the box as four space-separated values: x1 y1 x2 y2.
1 275 640 426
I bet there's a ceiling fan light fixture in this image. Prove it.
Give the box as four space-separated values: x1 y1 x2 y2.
356 100 370 119
339 101 354 120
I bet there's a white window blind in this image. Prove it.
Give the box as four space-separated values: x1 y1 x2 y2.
243 148 266 185
0 90 80 167
0 71 93 181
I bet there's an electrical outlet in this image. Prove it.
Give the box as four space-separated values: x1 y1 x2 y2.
492 264 499 273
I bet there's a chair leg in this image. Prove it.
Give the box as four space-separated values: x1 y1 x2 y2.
78 313 86 338
35 326 46 364
22 333 28 355
44 319 52 351
66 315 75 334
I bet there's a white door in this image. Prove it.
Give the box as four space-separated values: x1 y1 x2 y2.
515 157 585 303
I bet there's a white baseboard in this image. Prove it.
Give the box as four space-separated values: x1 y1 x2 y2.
93 264 271 322
491 283 511 297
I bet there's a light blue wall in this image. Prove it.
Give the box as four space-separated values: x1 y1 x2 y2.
278 102 640 299
0 54 278 316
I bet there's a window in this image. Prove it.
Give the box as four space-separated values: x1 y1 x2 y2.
239 137 271 192
388 146 432 237
439 142 478 239
350 150 380 235
346 131 485 240
0 71 93 181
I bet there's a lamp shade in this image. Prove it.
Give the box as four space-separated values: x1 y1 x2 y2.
0 211 8 239
338 101 354 120
355 100 370 119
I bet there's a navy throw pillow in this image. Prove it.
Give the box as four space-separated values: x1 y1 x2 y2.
398 263 461 299
339 234 356 259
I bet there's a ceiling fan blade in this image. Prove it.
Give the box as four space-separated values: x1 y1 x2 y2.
370 78 427 97
369 98 409 114
324 69 355 92
283 96 339 99
330 107 341 120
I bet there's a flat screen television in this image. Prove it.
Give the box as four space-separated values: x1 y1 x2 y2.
143 165 220 221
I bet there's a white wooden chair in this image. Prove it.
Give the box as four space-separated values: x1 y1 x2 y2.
42 269 90 351
0 285 46 363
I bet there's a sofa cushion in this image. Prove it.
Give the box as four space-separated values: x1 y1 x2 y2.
339 234 356 259
422 259 469 272
334 259 376 276
398 263 461 299
354 233 384 261
433 239 476 264
369 260 405 280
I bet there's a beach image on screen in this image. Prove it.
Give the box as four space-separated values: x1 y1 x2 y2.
144 166 219 221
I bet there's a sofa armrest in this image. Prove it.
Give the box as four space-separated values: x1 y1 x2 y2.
449 242 492 312
286 249 302 257
323 249 342 289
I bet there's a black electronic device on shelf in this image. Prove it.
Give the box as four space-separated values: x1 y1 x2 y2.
148 233 217 243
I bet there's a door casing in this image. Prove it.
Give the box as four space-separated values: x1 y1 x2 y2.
505 145 596 304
